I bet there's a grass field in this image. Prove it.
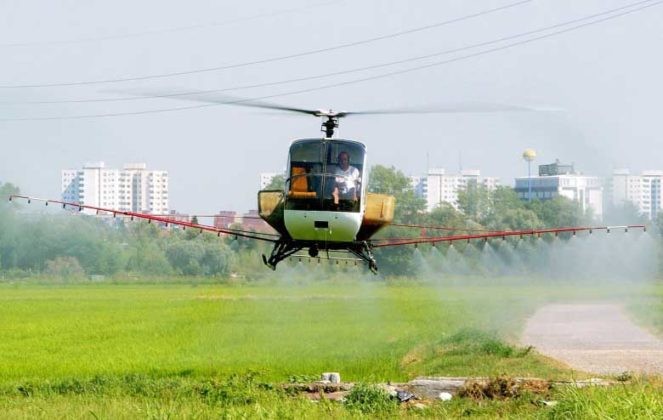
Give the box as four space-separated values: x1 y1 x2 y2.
0 277 661 418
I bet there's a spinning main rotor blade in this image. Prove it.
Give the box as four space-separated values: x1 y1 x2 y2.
119 89 325 116
341 102 553 116
120 90 549 118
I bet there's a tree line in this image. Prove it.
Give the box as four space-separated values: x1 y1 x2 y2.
0 166 654 279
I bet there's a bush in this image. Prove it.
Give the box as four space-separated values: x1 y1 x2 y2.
344 383 396 414
44 256 85 279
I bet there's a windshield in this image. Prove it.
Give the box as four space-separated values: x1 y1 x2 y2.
286 140 365 212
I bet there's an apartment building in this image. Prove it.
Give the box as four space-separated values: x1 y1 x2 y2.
414 168 500 212
61 162 168 214
610 169 663 219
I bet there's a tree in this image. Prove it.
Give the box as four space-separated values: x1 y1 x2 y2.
483 187 542 230
165 239 235 276
265 174 285 190
604 201 647 226
45 256 85 279
0 183 20 270
424 203 470 233
368 165 425 222
526 196 588 227
366 165 427 275
457 182 490 221
126 241 173 275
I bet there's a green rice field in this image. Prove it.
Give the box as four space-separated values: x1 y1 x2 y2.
0 278 661 418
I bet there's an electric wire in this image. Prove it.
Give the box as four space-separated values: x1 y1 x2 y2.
0 0 531 89
2 0 653 105
0 0 659 121
0 1 338 48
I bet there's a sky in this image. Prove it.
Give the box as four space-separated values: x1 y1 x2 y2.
1 0 662 213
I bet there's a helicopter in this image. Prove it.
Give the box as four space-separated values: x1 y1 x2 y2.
8 97 648 273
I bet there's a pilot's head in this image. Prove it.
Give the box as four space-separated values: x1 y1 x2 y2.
338 151 350 170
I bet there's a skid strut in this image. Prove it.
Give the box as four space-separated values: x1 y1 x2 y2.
262 239 303 270
347 241 378 274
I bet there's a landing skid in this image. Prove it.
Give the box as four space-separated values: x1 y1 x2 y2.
262 240 378 274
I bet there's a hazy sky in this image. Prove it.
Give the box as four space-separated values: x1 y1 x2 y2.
1 0 661 213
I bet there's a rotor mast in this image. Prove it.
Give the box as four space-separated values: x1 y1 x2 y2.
314 110 341 138
322 116 338 138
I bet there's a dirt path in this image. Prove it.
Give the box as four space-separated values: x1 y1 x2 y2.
521 303 663 375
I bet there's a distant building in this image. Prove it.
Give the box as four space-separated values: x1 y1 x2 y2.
213 210 275 234
514 160 603 219
409 175 427 199
61 162 168 214
213 211 240 229
417 168 500 212
609 169 663 220
161 210 190 223
538 159 575 176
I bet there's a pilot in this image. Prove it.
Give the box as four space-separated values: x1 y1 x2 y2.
332 151 361 205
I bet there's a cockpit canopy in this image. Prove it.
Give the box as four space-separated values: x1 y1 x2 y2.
286 139 366 212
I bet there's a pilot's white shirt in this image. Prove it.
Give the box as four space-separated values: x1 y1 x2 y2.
334 166 361 197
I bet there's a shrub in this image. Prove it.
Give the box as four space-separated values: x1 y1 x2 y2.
344 383 397 414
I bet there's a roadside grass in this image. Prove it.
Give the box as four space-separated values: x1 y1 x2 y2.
0 375 661 418
400 328 570 379
0 277 660 417
547 377 663 419
628 282 663 335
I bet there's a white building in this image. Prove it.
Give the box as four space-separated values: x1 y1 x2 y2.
610 169 662 219
514 161 603 219
61 162 169 214
413 168 500 212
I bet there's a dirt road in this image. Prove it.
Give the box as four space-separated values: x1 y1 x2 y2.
521 303 663 375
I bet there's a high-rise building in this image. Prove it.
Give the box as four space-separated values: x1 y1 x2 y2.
61 162 168 214
514 161 603 219
610 169 663 220
413 168 500 212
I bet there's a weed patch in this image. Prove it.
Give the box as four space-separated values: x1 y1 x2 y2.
343 383 397 415
442 328 522 357
459 376 552 400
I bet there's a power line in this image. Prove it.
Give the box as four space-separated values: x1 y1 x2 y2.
2 0 655 106
0 0 531 89
0 0 659 122
0 1 337 48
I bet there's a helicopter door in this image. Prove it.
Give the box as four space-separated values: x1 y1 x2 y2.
286 141 325 211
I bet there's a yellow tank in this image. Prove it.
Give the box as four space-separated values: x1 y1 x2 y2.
522 149 537 161
258 190 287 235
357 193 395 240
